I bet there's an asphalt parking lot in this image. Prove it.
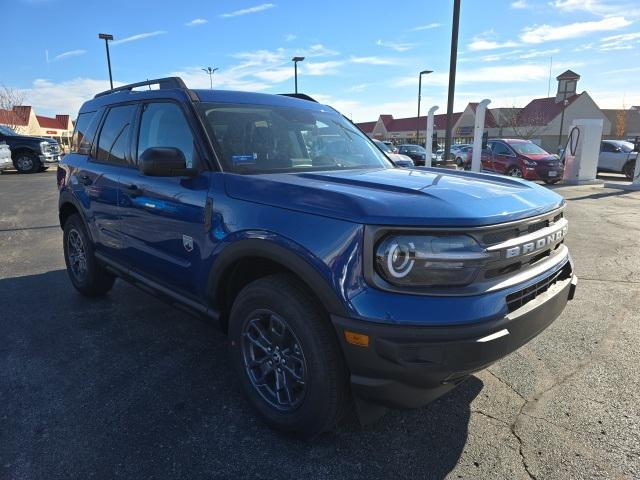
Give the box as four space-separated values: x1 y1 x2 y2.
1 170 639 480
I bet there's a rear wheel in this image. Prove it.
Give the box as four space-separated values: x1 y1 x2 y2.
623 161 636 181
507 166 523 178
14 152 41 174
63 214 116 296
229 274 349 438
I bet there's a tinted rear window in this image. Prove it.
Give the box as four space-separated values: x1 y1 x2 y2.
71 111 100 155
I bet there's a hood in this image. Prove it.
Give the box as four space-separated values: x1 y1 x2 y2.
522 153 559 162
224 167 565 227
6 134 57 144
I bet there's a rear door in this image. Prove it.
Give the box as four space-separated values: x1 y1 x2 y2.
482 141 496 172
598 142 618 171
118 100 210 295
75 104 136 257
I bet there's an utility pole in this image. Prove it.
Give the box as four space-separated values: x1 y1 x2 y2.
202 67 219 89
444 0 461 163
98 33 114 89
416 70 433 143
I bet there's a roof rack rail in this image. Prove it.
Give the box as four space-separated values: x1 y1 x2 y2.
94 77 189 98
278 93 318 103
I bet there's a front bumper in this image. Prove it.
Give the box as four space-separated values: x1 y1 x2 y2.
332 267 577 410
40 153 62 165
524 164 564 181
0 156 12 171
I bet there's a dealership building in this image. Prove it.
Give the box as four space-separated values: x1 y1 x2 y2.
0 105 74 150
357 70 637 153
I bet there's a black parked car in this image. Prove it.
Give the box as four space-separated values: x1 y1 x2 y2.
397 144 427 166
0 125 62 173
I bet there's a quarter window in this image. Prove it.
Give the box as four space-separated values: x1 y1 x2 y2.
96 105 136 164
137 102 196 168
72 111 100 155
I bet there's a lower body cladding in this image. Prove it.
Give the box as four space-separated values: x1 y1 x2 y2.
332 261 577 423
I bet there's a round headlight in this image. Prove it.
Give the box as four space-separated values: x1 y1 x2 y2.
385 240 415 278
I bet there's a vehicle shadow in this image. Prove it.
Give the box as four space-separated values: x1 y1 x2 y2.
0 269 480 480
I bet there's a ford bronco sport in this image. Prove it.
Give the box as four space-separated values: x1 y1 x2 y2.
58 78 577 437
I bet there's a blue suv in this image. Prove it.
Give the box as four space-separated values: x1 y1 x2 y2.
58 78 577 437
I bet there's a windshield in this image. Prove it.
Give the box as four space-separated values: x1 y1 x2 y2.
0 126 17 136
373 139 392 153
198 103 391 173
617 141 635 153
510 142 549 155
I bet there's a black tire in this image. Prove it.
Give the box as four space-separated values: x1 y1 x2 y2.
229 273 349 438
13 151 41 174
63 213 115 296
623 161 636 181
507 166 523 178
543 179 560 185
456 156 463 167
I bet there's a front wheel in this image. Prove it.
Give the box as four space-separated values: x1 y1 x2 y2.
544 179 560 185
63 214 116 296
13 152 41 174
229 274 349 438
623 161 636 181
507 166 523 178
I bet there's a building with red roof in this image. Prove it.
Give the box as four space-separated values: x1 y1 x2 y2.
0 105 74 150
357 70 619 153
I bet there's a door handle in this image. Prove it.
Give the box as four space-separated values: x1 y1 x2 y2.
123 183 143 197
80 174 92 186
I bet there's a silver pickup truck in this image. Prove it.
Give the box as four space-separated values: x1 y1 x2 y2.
0 143 12 172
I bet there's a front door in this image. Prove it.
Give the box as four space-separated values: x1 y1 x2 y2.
118 100 210 296
491 141 514 174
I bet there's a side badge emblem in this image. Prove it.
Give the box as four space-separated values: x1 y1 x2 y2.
183 235 194 252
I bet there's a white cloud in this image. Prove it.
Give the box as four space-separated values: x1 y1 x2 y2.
19 78 121 116
393 64 549 88
220 3 275 18
253 67 293 83
49 49 86 62
375 39 418 52
468 31 519 51
347 83 369 92
599 31 640 50
185 18 207 27
284 33 297 42
410 22 442 32
520 16 630 43
306 44 339 56
111 31 167 46
549 0 622 16
304 60 344 76
510 0 530 8
349 56 398 65
519 48 559 58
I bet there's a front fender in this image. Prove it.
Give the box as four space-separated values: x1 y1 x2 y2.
207 234 351 318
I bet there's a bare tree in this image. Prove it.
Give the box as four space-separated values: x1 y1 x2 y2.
0 84 27 132
496 105 548 140
615 100 627 139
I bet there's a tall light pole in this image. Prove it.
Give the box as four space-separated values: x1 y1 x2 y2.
444 0 461 163
292 56 305 94
202 67 219 89
98 33 114 90
416 69 433 142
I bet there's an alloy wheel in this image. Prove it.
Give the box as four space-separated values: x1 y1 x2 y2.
509 167 523 178
67 229 88 281
16 155 34 172
241 309 307 411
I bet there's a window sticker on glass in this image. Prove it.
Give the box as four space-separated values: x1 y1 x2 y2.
232 154 257 165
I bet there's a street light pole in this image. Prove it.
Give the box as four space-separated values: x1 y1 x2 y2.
98 33 114 89
416 69 433 142
201 67 219 89
444 0 461 163
292 57 305 94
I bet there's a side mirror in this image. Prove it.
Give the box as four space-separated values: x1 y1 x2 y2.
139 147 197 177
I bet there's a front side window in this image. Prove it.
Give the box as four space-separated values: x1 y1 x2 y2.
492 142 513 156
198 103 390 173
138 102 196 168
96 105 136 164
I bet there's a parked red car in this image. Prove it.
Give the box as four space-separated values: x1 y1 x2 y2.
465 139 563 184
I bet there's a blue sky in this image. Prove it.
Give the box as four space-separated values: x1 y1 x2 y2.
2 0 639 121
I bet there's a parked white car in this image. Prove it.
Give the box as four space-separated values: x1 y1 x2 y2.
0 142 12 172
598 140 637 180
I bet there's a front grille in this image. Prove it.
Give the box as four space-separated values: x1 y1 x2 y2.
506 262 571 313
